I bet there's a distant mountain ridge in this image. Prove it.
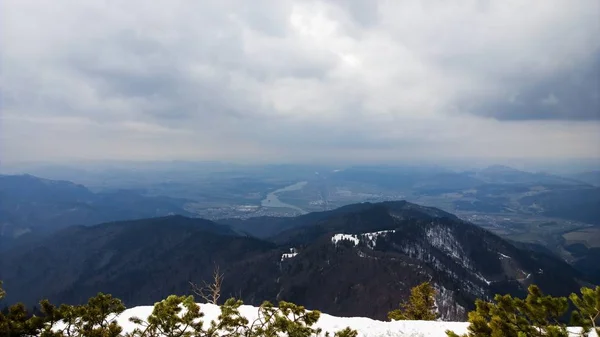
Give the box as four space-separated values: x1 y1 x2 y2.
219 201 457 239
566 171 600 187
0 174 194 247
330 165 588 191
0 201 592 321
475 165 587 186
321 165 599 225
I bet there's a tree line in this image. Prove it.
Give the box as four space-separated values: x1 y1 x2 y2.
0 279 357 337
1 279 598 336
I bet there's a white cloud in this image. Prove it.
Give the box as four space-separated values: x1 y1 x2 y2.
1 0 598 163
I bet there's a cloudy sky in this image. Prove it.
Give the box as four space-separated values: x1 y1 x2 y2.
1 0 599 164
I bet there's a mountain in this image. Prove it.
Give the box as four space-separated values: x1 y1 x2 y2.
475 165 586 186
0 215 277 307
219 201 455 239
0 201 592 321
567 171 600 186
0 174 194 246
567 245 600 282
219 202 388 238
266 202 588 316
328 165 585 193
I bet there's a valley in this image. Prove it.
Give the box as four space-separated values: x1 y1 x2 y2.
1 164 599 318
260 181 308 214
2 164 599 259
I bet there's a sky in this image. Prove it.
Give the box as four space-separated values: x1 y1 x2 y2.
1 0 599 165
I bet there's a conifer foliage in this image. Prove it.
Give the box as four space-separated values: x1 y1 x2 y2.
446 285 600 337
2 278 599 337
570 286 600 336
388 281 438 321
128 296 357 337
0 280 356 336
1 283 125 337
49 293 126 337
0 280 44 336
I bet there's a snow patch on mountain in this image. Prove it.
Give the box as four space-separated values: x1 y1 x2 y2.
281 248 298 261
331 233 360 246
361 230 396 248
476 274 492 285
331 230 396 249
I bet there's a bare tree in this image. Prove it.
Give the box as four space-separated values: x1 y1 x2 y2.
189 265 224 304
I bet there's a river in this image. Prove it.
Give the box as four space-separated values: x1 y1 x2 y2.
261 181 308 214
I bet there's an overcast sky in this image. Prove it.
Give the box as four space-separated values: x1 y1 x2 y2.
1 0 599 164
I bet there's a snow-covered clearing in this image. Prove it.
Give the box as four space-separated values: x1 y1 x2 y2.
79 303 597 337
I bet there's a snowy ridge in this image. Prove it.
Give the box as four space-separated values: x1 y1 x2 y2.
58 303 597 337
331 230 396 249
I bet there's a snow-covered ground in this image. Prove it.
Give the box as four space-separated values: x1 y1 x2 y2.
88 303 597 337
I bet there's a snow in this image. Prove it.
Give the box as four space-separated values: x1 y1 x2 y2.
331 233 360 246
58 303 597 337
281 248 298 261
477 275 492 285
361 230 396 249
498 253 510 259
281 252 298 261
331 230 395 249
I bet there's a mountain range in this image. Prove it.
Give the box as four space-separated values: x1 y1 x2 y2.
0 174 193 249
0 200 592 321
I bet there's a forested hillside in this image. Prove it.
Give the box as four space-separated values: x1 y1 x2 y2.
1 201 592 321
